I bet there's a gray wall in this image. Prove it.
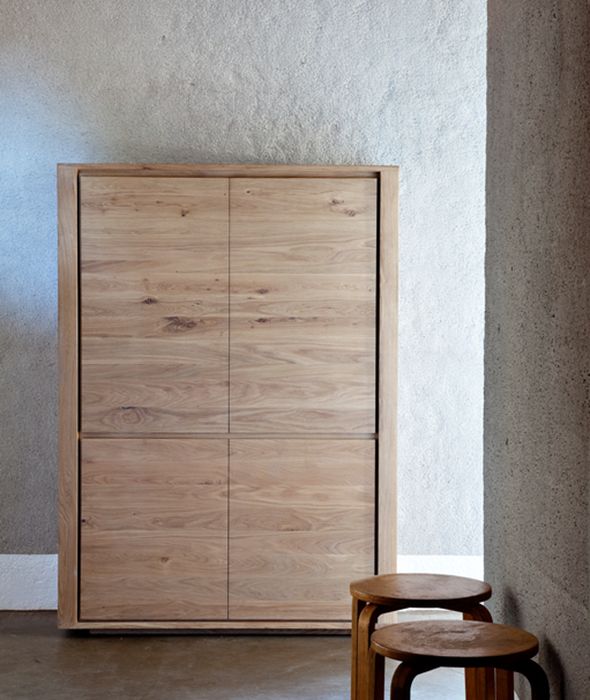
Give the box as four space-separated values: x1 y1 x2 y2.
485 0 590 697
0 0 486 557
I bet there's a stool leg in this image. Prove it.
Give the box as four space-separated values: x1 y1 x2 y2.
495 669 514 699
351 597 364 700
374 652 384 700
390 662 435 700
357 603 382 700
463 605 495 700
464 667 494 700
516 659 550 700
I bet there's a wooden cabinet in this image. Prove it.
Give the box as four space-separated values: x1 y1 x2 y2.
58 164 398 631
80 177 229 433
80 438 228 621
229 178 377 433
229 439 375 620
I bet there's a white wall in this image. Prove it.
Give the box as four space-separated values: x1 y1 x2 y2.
0 0 486 603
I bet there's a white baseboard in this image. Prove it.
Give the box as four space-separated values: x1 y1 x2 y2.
0 555 57 610
397 555 484 580
0 553 484 610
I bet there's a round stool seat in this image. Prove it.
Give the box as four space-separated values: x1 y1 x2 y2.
350 573 492 608
371 620 539 667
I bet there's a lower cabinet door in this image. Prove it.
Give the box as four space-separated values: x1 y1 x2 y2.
80 438 228 621
229 439 375 620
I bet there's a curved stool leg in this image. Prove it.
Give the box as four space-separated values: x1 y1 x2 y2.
357 603 383 700
390 662 436 700
465 603 492 623
506 659 550 700
351 597 365 700
463 604 495 700
522 659 550 700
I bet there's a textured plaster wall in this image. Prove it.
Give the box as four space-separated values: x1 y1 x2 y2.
0 0 486 556
485 1 590 697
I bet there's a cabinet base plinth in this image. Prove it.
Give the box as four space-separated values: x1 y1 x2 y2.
62 620 352 633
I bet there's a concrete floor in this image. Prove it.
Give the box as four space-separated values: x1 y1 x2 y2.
0 612 466 699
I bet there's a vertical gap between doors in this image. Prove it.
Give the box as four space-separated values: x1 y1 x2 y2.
227 180 231 620
374 176 381 575
76 172 83 619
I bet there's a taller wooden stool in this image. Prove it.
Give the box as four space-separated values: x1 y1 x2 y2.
371 620 549 699
350 573 509 700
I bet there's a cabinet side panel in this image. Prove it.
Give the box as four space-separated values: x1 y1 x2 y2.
58 165 79 627
229 439 375 620
378 169 399 574
230 178 377 433
80 177 229 433
79 438 228 621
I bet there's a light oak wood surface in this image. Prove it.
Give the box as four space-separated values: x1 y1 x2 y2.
229 439 375 620
80 432 376 440
79 438 228 621
57 165 79 628
66 620 352 631
69 163 384 178
58 164 398 631
230 178 377 433
378 167 399 576
80 176 229 433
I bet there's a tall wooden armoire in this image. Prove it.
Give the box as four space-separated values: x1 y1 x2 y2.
58 163 397 630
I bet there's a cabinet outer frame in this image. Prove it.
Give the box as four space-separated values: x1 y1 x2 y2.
57 163 398 630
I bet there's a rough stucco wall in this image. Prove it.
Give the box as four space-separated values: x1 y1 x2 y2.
0 0 486 556
485 1 590 697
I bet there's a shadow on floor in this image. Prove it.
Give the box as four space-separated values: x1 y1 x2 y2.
0 612 465 699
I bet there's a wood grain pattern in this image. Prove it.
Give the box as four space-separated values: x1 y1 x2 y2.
378 167 399 574
58 164 397 631
350 573 491 609
230 178 377 433
80 438 228 621
80 432 376 440
67 620 352 630
229 439 375 620
57 165 79 628
350 586 496 700
67 163 382 178
371 620 539 665
80 176 229 433
351 596 365 700
357 603 384 700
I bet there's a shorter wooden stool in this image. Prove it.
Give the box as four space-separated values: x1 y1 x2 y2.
350 574 504 700
371 620 549 700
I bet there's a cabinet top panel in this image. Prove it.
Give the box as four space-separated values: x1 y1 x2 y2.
59 163 398 179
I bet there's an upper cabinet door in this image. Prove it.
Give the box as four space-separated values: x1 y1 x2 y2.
230 178 377 434
80 177 229 433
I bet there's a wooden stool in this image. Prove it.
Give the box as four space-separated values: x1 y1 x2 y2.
371 620 549 699
350 573 508 700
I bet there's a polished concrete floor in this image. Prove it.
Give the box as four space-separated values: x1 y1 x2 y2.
0 612 466 699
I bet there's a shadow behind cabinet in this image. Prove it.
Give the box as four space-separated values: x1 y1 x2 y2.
58 164 398 630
